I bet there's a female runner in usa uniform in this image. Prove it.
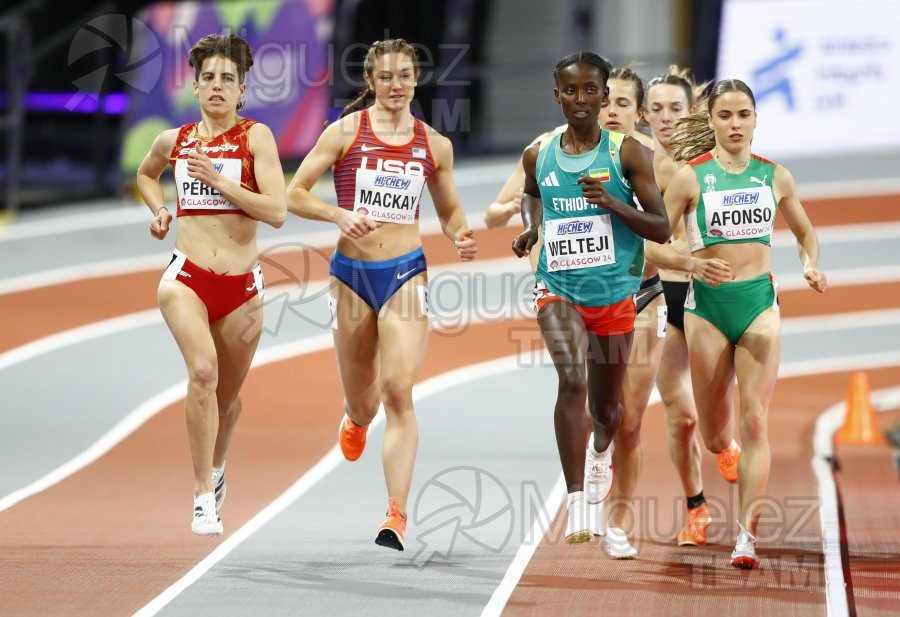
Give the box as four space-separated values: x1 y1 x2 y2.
286 39 477 551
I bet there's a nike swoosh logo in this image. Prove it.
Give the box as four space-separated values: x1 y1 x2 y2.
246 284 256 292
360 144 384 152
396 269 417 280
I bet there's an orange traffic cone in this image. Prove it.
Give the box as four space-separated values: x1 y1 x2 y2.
835 372 886 445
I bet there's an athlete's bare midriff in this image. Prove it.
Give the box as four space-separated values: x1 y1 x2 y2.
175 214 260 274
336 220 423 260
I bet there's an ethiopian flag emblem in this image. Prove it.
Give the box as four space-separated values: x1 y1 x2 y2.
589 168 610 182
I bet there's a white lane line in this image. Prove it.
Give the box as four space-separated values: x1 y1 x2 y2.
0 334 332 514
0 310 159 372
776 264 900 290
1 171 897 242
0 218 450 296
798 176 900 200
481 355 900 617
0 204 147 241
781 309 900 334
0 256 528 373
2 211 898 295
132 354 526 617
136 351 900 617
480 475 566 617
482 387 663 617
0 250 895 378
811 386 900 617
772 221 900 245
0 256 895 377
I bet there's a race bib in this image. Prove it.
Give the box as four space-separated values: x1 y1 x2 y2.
703 187 775 241
175 158 242 211
353 168 426 224
543 214 615 272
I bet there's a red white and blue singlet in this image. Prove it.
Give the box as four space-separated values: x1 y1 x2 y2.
333 109 436 224
168 118 259 218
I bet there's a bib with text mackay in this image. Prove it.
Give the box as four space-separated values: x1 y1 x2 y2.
353 167 426 224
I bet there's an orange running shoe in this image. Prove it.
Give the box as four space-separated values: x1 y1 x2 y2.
375 497 407 551
715 439 741 484
677 503 711 546
338 414 368 461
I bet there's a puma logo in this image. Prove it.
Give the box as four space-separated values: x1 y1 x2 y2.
749 175 767 187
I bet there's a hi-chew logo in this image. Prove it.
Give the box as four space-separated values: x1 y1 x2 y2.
555 220 594 235
721 192 760 206
374 175 412 190
66 14 162 111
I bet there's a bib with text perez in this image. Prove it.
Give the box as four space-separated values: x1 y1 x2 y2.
703 187 775 241
175 158 242 211
544 214 616 272
354 168 426 224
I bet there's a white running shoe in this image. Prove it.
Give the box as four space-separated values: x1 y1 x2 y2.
564 491 593 544
588 501 606 537
585 439 614 504
730 521 759 569
191 492 223 536
605 526 638 559
212 464 226 511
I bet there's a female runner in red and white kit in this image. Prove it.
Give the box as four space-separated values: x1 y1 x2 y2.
136 33 286 536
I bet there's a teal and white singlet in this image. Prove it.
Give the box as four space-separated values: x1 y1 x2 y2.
535 130 643 307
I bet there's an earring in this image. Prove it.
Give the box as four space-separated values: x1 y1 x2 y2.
236 96 246 110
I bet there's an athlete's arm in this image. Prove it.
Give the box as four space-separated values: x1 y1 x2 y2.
653 154 679 195
427 131 477 261
484 130 554 229
644 164 731 284
774 164 827 292
579 135 670 243
136 129 178 240
512 142 542 258
180 123 286 228
286 114 379 240
484 158 525 229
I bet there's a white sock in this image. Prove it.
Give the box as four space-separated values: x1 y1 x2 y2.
568 490 585 505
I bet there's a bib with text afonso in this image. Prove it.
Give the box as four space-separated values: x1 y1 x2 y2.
703 187 775 241
354 168 426 224
543 214 616 272
175 158 242 211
